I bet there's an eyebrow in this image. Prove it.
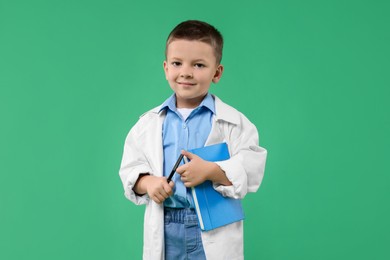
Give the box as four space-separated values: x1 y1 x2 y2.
169 57 207 63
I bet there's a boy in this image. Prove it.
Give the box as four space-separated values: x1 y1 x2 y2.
119 20 267 259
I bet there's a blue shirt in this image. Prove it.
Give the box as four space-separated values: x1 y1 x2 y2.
160 93 215 208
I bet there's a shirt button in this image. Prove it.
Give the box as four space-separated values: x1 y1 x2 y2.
183 124 187 129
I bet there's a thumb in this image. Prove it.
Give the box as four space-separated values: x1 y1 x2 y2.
181 150 197 160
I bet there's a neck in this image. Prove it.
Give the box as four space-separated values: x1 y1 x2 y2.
175 94 207 109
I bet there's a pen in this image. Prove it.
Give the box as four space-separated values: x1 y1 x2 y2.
167 154 184 182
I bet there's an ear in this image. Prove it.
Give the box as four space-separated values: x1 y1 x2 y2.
163 61 169 80
212 64 224 83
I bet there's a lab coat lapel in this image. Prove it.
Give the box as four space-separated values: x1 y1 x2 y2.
149 109 165 177
205 118 225 146
205 95 239 146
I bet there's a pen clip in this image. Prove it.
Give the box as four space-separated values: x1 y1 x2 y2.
183 156 189 164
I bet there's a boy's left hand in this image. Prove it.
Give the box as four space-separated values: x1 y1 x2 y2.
176 150 217 187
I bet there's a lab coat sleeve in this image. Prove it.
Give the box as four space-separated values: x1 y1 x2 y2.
214 116 267 199
119 123 152 205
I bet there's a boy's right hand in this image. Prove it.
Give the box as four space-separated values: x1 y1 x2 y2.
140 176 174 204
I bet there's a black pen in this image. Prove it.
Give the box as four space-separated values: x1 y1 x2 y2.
167 154 184 182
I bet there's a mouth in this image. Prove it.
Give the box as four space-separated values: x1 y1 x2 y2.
177 82 196 86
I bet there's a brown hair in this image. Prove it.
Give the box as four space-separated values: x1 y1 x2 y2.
166 20 224 64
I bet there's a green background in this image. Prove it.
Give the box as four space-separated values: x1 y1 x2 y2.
1 0 389 259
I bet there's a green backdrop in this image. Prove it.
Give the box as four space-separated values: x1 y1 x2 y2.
1 0 389 259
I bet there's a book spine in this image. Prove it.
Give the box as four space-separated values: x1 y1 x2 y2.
203 182 213 230
191 187 204 230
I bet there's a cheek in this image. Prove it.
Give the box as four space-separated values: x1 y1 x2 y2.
166 71 178 81
199 73 214 83
167 74 178 86
164 72 172 81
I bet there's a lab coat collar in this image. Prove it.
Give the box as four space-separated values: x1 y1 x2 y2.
213 95 240 125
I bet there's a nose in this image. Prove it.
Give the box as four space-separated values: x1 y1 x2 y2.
180 65 193 78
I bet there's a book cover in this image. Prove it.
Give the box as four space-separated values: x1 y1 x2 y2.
188 143 245 231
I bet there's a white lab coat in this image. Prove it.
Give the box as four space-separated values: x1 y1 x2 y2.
119 95 267 260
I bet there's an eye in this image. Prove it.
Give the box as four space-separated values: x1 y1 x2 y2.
171 61 181 67
194 63 205 68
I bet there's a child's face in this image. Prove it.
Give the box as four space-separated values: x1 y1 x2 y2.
164 39 223 108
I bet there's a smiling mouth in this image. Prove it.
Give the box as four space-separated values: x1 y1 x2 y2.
177 82 196 86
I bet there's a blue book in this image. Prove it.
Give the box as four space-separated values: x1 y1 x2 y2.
186 143 245 231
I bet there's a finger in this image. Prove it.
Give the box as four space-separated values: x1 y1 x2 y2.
158 187 170 199
183 181 193 188
176 164 187 174
167 181 174 195
154 193 165 203
181 175 190 183
167 177 175 186
152 195 162 204
162 182 173 195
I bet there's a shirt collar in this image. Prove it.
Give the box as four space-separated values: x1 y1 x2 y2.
158 93 215 114
149 94 240 125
